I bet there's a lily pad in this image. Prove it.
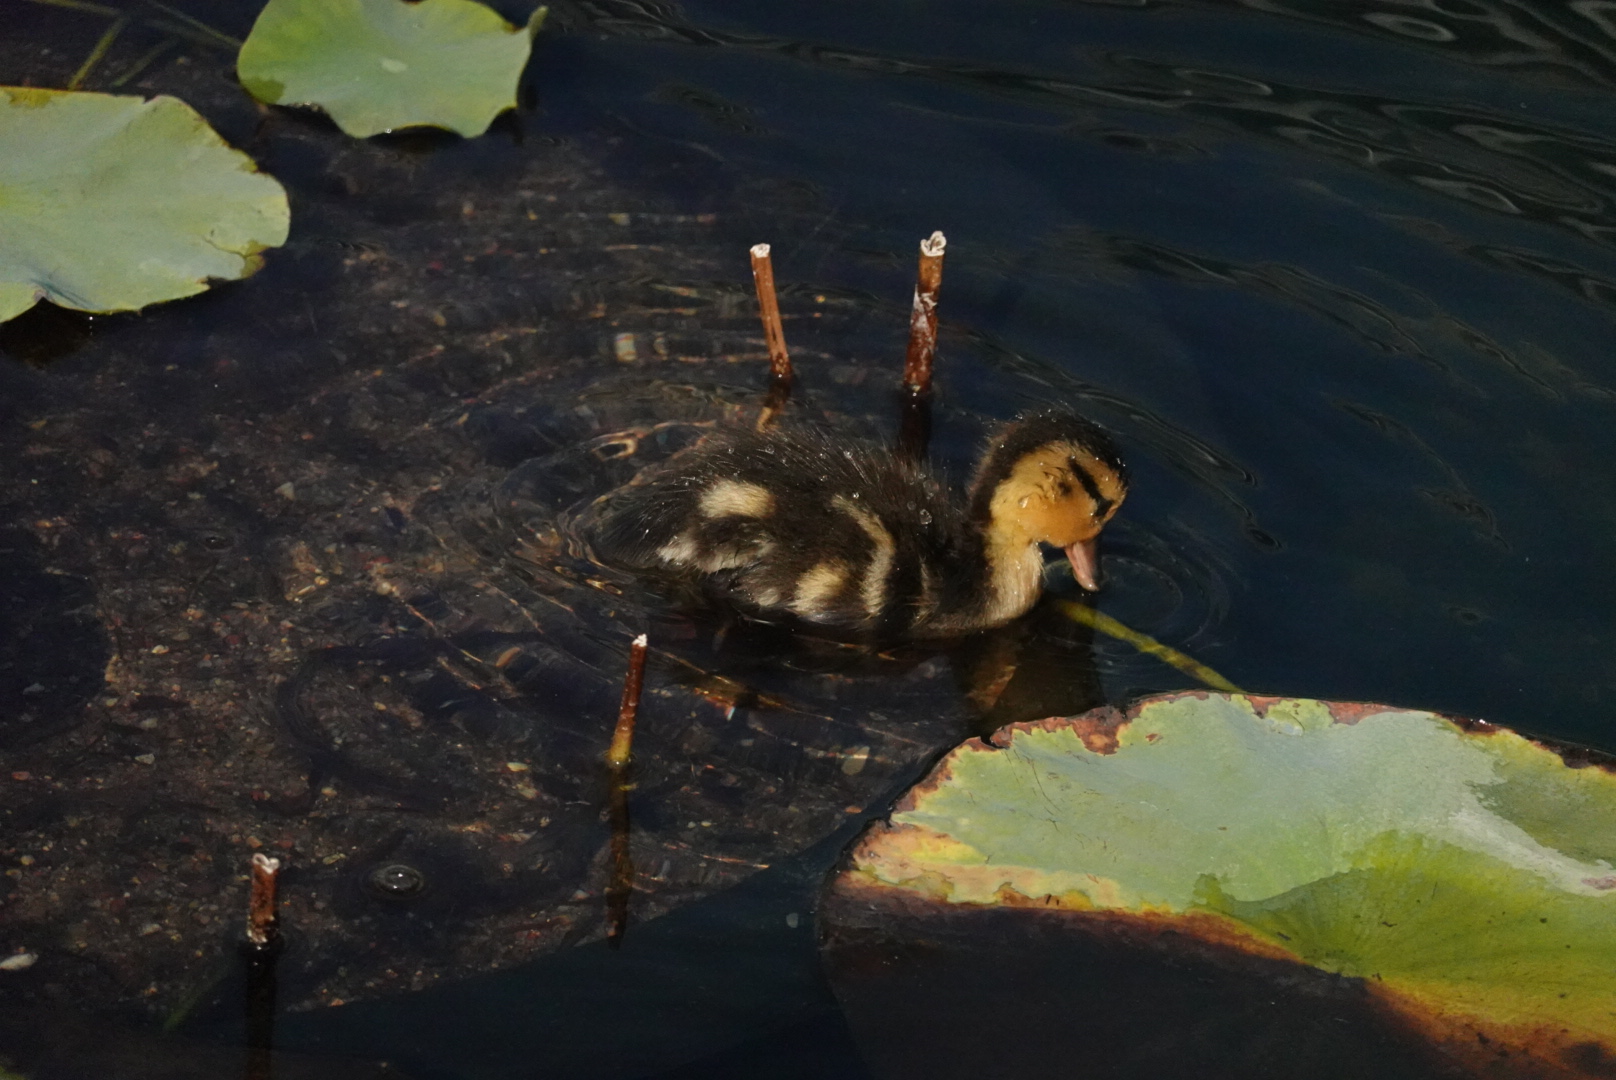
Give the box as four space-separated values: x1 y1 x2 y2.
237 0 547 138
0 88 290 323
830 693 1616 1075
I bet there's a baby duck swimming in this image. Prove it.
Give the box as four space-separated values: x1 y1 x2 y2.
588 410 1127 640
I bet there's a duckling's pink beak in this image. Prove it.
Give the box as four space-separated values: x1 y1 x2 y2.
1065 539 1101 592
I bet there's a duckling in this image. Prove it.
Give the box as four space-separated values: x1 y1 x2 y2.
587 410 1127 640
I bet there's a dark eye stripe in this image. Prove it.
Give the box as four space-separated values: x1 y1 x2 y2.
1068 456 1114 516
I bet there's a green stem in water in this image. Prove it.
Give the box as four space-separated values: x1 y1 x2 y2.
67 12 129 88
138 0 240 47
1057 599 1243 693
19 0 120 16
109 37 175 88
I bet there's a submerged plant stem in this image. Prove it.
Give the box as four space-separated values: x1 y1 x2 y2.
605 634 648 947
605 772 633 948
1057 599 1242 692
896 387 931 463
138 0 241 46
19 0 120 16
109 37 175 87
67 12 129 89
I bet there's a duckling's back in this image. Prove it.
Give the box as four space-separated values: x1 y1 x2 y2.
587 425 969 638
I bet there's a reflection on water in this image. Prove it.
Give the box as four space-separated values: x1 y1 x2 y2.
1214 0 1616 90
577 2 1616 209
574 0 1616 314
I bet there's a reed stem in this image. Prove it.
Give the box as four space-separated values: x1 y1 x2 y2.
604 634 648 946
243 853 281 1079
749 244 792 384
606 634 647 768
245 853 281 949
605 777 633 948
901 231 947 395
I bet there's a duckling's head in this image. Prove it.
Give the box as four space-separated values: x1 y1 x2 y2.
971 410 1128 591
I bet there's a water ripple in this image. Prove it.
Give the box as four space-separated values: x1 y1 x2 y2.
564 0 1616 297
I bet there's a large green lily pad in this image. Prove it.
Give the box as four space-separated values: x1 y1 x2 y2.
0 88 290 323
833 693 1616 1073
237 0 547 139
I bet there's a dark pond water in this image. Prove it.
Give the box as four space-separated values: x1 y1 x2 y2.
4 0 1616 1076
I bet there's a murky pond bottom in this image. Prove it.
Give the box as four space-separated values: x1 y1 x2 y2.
5 0 1616 1076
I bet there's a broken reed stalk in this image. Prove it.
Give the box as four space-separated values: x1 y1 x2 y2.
605 634 648 947
607 634 648 769
749 244 792 385
901 231 947 396
749 244 793 428
246 853 281 949
243 853 282 1080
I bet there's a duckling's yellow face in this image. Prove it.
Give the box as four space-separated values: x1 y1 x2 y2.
988 439 1127 549
982 439 1124 540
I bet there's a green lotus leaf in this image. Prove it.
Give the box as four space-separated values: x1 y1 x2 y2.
237 0 547 139
0 87 290 323
840 693 1616 1066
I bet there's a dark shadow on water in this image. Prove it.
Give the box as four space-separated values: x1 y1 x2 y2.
253 826 879 1080
0 303 104 368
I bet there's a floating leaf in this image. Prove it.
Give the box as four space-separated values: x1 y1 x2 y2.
237 0 547 139
831 693 1616 1075
0 87 290 323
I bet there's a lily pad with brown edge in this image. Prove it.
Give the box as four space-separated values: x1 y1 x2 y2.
820 693 1616 1079
0 88 289 324
237 0 547 139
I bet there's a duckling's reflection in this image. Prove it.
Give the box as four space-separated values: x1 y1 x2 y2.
953 597 1102 738
617 569 1105 745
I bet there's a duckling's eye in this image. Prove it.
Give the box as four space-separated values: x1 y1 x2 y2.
1067 456 1114 517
